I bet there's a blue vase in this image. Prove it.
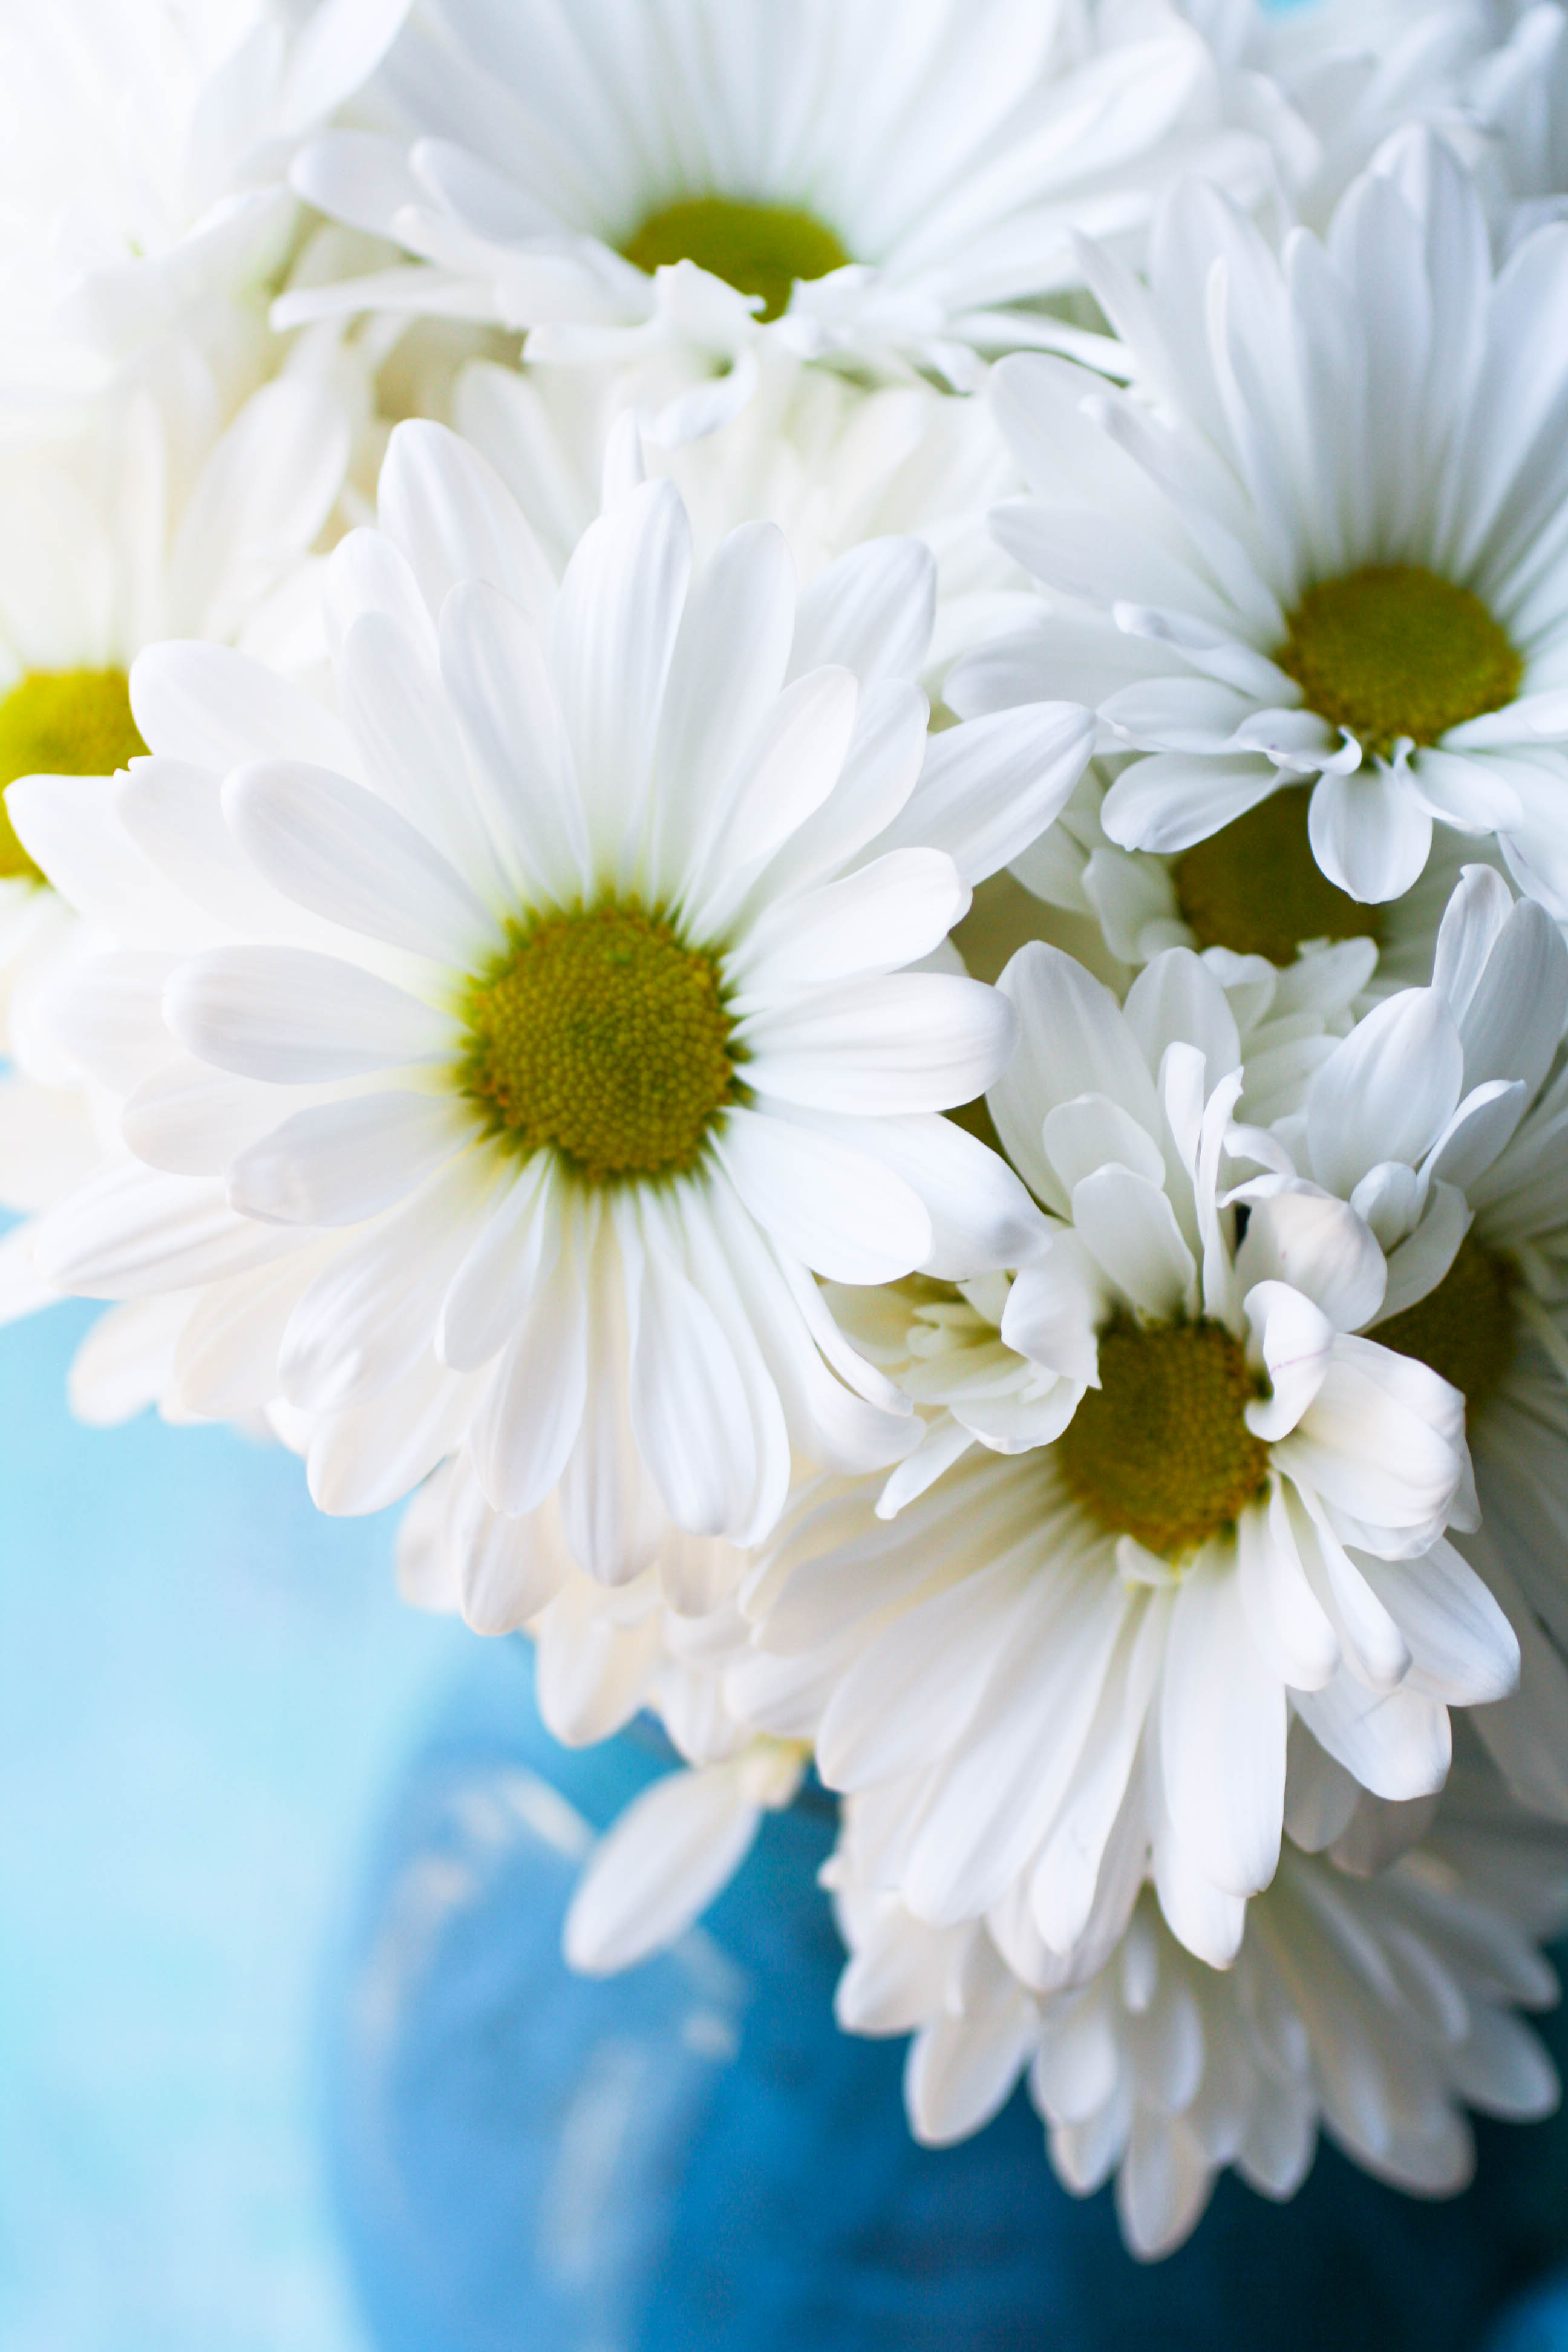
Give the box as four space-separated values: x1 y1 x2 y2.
319 1642 1568 2352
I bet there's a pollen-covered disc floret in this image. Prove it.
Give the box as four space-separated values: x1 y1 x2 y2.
1376 1232 1518 1425
22 417 1094 1585
461 903 737 1181
1171 788 1381 965
620 200 852 325
740 940 1504 1972
1276 567 1523 763
952 133 1568 915
1059 1318 1267 1558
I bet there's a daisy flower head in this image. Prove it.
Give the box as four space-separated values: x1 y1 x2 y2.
277 0 1272 391
828 1743 1568 2259
19 416 1093 1581
1259 861 1568 1821
0 350 353 1350
0 0 416 397
737 941 1509 1970
950 128 1568 926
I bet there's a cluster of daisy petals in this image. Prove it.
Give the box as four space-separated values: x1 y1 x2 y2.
11 0 1568 2265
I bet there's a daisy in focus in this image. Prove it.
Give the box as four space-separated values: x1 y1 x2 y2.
16 417 1091 1575
736 942 1510 1968
950 132 1568 915
1257 862 1568 1821
276 0 1269 391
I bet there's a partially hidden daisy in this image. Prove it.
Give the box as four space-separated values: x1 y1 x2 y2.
16 416 1092 1576
1253 861 1568 1821
0 0 416 392
827 1743 1568 2259
734 941 1510 1968
949 131 1568 915
276 0 1270 391
0 351 353 1376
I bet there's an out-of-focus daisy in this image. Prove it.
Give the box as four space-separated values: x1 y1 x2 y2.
828 1745 1568 2258
17 418 1090 1574
0 350 353 1368
735 944 1506 1967
951 134 1568 915
277 0 1270 390
0 0 414 398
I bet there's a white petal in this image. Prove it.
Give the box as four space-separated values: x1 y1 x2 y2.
875 704 1094 886
165 947 453 1083
1308 767 1432 903
729 848 967 1001
129 641 356 774
624 1206 759 1538
1243 1280 1334 1442
224 760 497 967
740 973 1014 1115
229 1091 471 1225
468 1232 590 1518
1160 1552 1285 1897
1071 1166 1196 1319
711 1106 931 1285
564 1766 760 1975
377 417 555 622
788 537 934 687
1235 1186 1386 1334
1293 1677 1451 1802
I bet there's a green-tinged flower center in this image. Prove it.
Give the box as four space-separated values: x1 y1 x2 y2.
459 901 739 1183
0 667 146 884
1174 785 1382 963
1059 1316 1269 1560
621 195 851 321
1275 566 1521 762
1375 1232 1517 1426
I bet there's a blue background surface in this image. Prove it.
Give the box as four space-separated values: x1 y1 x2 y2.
5 1295 1568 2349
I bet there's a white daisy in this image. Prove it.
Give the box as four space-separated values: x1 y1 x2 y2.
0 351 353 1359
1004 753 1491 989
949 132 1568 917
18 417 1091 1575
448 343 1034 700
1254 861 1568 1821
0 0 414 396
828 1744 1568 2259
399 1458 802 1973
275 0 1271 391
734 942 1506 1968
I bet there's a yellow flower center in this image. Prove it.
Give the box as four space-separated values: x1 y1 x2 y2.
1375 1232 1517 1427
1275 566 1522 762
460 901 739 1184
1174 785 1383 961
1059 1317 1269 1559
0 667 146 884
621 196 851 322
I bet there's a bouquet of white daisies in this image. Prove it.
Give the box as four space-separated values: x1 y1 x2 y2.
8 0 1568 2264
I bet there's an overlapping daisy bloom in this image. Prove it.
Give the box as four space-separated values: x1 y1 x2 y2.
0 0 416 396
950 130 1568 917
828 1742 1568 2260
275 0 1271 393
11 414 1093 1575
1247 862 1568 1820
0 351 354 1357
733 942 1511 1969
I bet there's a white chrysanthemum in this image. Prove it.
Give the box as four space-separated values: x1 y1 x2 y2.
399 1462 802 1974
16 417 1092 1573
1253 863 1568 1821
276 0 1270 391
0 353 353 1359
1007 754 1492 990
0 0 414 396
828 1746 1568 2259
446 345 1034 699
734 942 1509 1968
1189 0 1500 229
950 132 1568 920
